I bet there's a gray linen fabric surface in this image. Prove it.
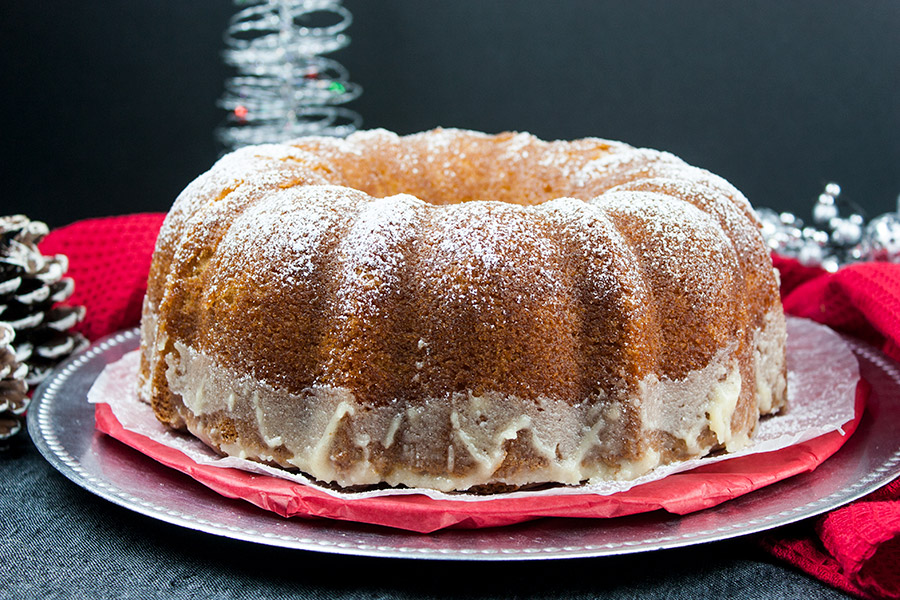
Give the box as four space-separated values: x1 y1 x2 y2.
0 436 852 600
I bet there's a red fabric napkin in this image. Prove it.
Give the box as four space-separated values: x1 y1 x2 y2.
37 215 900 598
760 255 900 600
39 213 166 342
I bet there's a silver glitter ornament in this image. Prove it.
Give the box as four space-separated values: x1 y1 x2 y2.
829 217 863 246
813 201 838 224
757 182 900 271
862 212 900 263
797 239 826 266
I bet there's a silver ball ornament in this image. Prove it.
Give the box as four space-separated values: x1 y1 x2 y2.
829 218 863 246
813 201 838 224
797 244 825 266
803 227 829 245
821 256 841 273
758 182 900 268
863 212 900 262
779 211 802 227
755 207 781 235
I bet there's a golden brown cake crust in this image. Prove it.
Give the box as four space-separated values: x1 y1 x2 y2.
138 128 787 492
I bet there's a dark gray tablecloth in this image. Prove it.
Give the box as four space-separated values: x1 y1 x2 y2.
1 434 853 600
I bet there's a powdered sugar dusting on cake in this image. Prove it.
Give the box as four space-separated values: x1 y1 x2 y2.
608 175 764 260
498 131 539 160
595 190 737 303
333 193 426 309
156 144 336 255
408 127 481 153
572 148 683 190
168 129 764 334
426 201 566 304
660 164 754 213
406 127 492 180
536 144 583 178
539 197 645 306
211 185 365 290
157 129 768 324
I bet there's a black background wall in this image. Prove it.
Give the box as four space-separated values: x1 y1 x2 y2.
2 1 898 229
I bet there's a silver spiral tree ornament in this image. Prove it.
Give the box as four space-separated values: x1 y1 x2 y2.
217 0 362 150
757 184 900 272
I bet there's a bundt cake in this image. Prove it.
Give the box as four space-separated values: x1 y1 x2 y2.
138 128 787 493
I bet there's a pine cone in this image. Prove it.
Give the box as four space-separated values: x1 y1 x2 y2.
0 323 29 440
0 215 88 390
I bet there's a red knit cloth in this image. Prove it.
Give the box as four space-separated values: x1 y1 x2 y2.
39 213 166 342
38 216 900 599
761 255 900 600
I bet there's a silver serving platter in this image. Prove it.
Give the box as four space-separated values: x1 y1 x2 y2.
29 328 900 560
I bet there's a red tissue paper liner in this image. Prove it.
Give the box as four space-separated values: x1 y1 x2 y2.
93 383 866 534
